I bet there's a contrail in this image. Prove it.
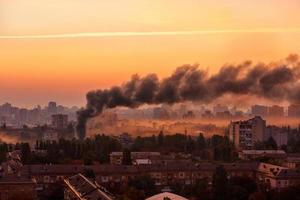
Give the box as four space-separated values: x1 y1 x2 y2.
1 28 300 39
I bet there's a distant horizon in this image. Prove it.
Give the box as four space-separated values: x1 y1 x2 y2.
2 0 300 108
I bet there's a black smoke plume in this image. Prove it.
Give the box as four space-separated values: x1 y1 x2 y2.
76 54 300 139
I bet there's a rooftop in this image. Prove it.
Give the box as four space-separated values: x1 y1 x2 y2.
64 173 113 200
146 192 188 200
241 150 286 155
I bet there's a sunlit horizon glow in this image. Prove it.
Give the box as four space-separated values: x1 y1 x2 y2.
1 0 300 108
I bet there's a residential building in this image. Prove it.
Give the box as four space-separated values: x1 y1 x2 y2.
42 131 59 141
110 152 161 165
64 173 113 200
239 150 286 160
288 104 300 117
229 116 266 149
182 111 196 119
48 101 57 115
257 163 300 189
268 105 284 117
23 161 300 190
52 114 68 129
213 104 229 114
265 126 288 146
0 177 37 200
284 154 300 169
251 105 268 117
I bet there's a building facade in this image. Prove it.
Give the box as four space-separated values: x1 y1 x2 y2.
51 114 68 129
288 104 300 117
229 116 266 149
110 152 161 165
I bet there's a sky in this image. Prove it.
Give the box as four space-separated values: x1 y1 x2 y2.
1 0 300 108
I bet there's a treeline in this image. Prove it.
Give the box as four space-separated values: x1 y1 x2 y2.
0 133 237 165
0 143 12 163
33 134 122 164
131 132 237 161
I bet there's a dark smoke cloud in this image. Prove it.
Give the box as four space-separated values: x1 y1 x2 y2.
76 54 300 139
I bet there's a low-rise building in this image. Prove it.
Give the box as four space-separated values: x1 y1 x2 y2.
21 161 300 191
239 150 286 160
110 152 161 165
42 131 59 141
64 173 113 200
0 177 37 200
257 163 300 189
284 154 300 169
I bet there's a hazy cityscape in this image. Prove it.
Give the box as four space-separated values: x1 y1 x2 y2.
3 1 300 200
1 100 300 199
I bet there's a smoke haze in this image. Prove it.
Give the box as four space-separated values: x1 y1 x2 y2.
77 54 300 139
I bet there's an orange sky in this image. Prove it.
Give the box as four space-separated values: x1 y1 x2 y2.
1 0 300 107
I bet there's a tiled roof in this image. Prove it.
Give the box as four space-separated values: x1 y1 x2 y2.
241 150 286 155
257 163 300 179
64 174 113 200
0 176 36 184
25 162 258 176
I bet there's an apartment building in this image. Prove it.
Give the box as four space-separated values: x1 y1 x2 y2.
229 116 266 149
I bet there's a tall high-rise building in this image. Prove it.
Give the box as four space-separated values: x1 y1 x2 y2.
48 101 57 115
229 116 266 149
52 114 68 129
251 105 268 117
213 104 229 114
268 105 284 117
265 126 288 147
288 104 300 117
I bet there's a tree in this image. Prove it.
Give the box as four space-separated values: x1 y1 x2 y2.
265 137 278 150
122 148 132 165
20 143 31 164
1 123 6 129
212 165 228 200
191 178 210 199
83 150 94 165
249 192 266 200
196 133 206 150
158 131 164 146
128 176 156 197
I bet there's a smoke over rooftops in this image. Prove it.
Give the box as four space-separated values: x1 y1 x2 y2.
76 54 300 139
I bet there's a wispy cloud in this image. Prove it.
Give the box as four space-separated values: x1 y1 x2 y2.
1 28 300 39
